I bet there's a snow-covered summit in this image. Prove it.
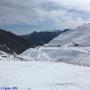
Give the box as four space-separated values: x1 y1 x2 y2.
49 23 90 46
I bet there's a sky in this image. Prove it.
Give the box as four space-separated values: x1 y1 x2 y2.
0 0 90 35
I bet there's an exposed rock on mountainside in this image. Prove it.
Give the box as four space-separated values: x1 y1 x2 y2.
0 29 33 54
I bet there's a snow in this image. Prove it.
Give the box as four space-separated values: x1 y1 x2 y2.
0 61 90 90
49 23 90 46
20 44 90 66
0 51 11 60
0 23 90 90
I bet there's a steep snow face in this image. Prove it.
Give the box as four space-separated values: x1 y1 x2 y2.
49 23 90 46
20 47 50 61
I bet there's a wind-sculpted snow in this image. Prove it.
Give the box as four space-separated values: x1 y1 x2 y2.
20 45 90 66
20 47 50 61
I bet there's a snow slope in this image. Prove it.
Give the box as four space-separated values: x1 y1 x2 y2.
20 23 90 66
0 61 90 90
49 23 90 46
20 46 90 66
1 23 90 90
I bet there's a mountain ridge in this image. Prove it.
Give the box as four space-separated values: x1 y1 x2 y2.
0 29 33 54
49 23 90 46
0 28 69 54
22 29 69 46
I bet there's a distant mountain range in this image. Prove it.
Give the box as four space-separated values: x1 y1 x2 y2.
22 29 69 46
0 28 69 54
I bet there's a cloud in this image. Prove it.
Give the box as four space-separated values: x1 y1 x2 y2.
0 0 90 30
52 0 90 12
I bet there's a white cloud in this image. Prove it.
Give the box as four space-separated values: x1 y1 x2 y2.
0 0 90 29
55 17 87 29
52 0 90 11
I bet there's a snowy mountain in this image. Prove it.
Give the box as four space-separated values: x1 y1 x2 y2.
0 29 33 54
49 23 90 46
22 29 69 47
1 23 90 90
20 23 90 66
